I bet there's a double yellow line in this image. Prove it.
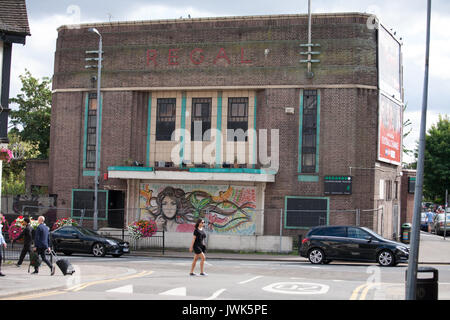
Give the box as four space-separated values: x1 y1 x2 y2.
3 270 153 300
349 282 380 300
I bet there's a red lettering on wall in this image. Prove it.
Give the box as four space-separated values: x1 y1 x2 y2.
168 48 179 65
146 49 157 66
213 48 231 65
240 48 252 64
190 48 205 65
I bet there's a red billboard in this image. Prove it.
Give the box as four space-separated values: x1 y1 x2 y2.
378 93 402 165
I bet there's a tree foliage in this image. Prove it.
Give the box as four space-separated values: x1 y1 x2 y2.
9 69 52 159
420 115 450 203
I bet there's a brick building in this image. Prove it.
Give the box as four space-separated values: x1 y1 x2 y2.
43 13 405 250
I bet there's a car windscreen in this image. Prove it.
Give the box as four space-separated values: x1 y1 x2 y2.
76 227 99 236
361 227 384 240
312 226 346 237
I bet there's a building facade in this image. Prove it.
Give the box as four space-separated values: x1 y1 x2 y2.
47 13 405 250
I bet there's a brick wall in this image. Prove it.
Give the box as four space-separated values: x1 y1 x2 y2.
47 13 403 237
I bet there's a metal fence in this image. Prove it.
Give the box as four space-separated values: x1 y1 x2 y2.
97 229 165 253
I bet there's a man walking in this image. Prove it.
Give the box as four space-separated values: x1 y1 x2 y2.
14 217 33 267
426 208 434 233
33 216 54 275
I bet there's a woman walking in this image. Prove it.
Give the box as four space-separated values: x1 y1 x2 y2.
189 219 207 276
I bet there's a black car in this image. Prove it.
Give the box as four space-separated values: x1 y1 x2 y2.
300 225 409 266
51 226 130 257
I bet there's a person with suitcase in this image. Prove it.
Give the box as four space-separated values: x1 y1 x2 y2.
33 216 55 275
50 249 75 275
14 217 33 267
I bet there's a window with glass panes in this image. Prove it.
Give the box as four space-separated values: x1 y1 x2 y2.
301 90 318 173
156 98 176 141
227 97 248 142
191 98 211 141
86 93 97 169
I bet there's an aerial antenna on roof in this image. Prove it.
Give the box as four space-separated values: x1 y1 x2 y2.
300 0 320 78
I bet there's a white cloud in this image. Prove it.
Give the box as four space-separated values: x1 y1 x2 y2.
402 109 442 164
123 4 217 21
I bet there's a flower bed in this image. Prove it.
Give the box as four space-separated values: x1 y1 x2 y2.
0 148 13 162
127 219 157 240
52 217 78 230
7 216 38 241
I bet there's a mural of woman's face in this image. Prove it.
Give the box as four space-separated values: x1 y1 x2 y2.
161 195 177 219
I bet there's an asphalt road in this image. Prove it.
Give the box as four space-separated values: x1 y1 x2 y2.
7 254 450 301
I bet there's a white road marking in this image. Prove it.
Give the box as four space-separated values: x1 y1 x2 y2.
159 287 187 296
204 288 227 300
262 282 329 295
238 276 263 284
107 284 133 293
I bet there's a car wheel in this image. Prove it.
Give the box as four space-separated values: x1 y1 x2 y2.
308 248 325 264
92 243 106 257
377 250 395 266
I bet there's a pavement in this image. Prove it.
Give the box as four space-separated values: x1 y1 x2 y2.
0 231 449 299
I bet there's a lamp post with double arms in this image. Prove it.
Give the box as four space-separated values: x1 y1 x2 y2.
86 27 102 230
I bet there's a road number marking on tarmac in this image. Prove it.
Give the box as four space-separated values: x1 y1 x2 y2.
262 282 329 295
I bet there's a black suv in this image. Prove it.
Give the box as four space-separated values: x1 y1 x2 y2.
299 226 409 266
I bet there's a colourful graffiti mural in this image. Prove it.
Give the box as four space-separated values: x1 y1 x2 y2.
139 184 257 235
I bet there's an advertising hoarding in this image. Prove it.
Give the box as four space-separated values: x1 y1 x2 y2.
378 24 402 101
378 93 402 165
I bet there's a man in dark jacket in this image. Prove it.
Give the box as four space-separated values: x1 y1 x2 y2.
15 217 33 267
33 216 54 275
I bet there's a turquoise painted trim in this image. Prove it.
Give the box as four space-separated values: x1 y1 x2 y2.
297 175 319 182
284 196 330 230
71 189 108 221
297 90 304 173
252 95 257 169
83 94 89 169
180 92 187 167
215 91 223 168
108 166 154 172
146 93 152 167
188 167 276 174
315 91 321 173
83 170 99 176
297 90 320 174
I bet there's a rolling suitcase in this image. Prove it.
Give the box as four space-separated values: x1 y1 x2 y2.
50 250 75 275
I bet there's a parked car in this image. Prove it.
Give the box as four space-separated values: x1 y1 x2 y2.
300 225 409 266
432 213 450 236
51 226 130 257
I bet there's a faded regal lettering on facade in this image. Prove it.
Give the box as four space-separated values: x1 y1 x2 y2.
146 47 253 66
139 184 257 234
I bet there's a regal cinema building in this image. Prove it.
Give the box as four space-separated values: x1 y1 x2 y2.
39 13 405 251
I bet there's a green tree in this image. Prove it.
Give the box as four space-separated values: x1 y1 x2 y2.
421 115 450 203
9 69 52 159
1 132 40 195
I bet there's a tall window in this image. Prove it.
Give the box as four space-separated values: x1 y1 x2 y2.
301 90 318 173
86 93 97 169
156 98 176 141
191 98 211 141
227 97 248 142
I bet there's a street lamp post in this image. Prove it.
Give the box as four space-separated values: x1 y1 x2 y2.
87 27 102 230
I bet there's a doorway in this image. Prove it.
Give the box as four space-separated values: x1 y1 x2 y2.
108 190 125 228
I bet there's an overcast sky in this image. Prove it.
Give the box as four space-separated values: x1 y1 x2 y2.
9 0 449 164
